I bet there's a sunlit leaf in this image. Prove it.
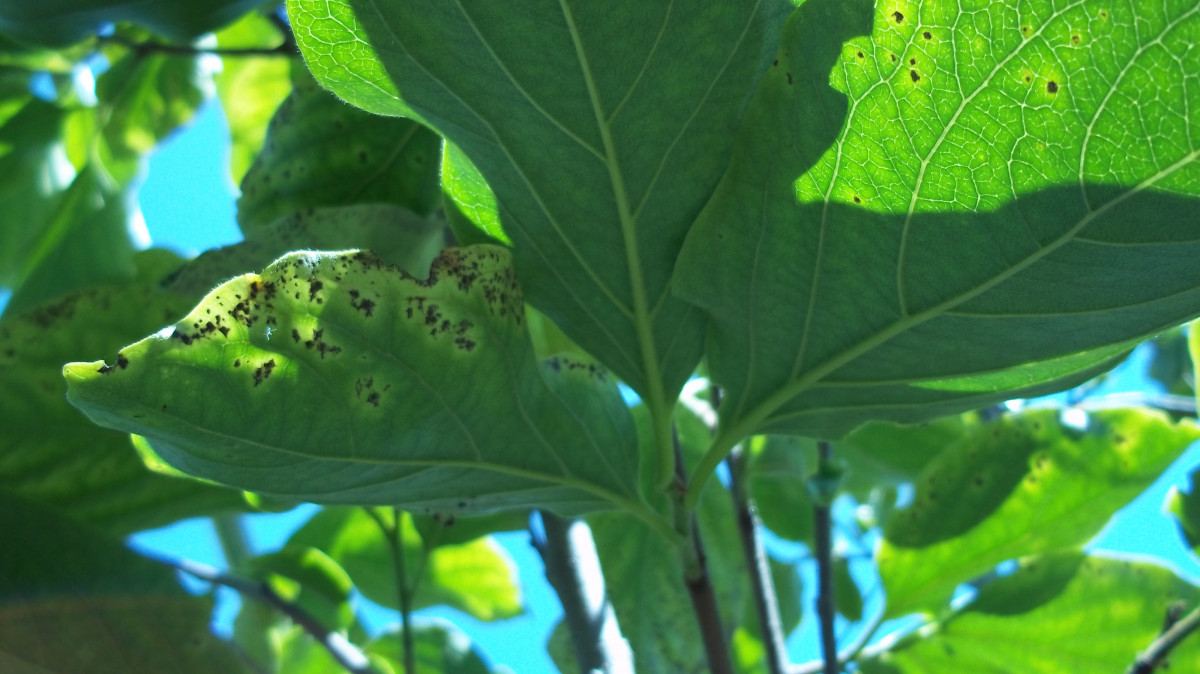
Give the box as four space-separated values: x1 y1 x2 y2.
0 493 247 673
675 0 1200 439
1165 468 1200 554
65 246 653 519
214 10 296 185
877 408 1200 619
287 0 793 401
859 552 1200 673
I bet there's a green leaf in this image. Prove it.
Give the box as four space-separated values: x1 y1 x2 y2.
289 507 523 622
244 545 355 631
747 435 816 542
0 280 245 533
4 164 137 314
65 246 654 520
833 556 863 622
440 141 508 246
214 11 296 185
1165 468 1200 553
366 619 493 674
237 69 442 234
0 493 247 673
859 552 1200 673
675 0 1200 440
877 408 1200 619
287 0 792 402
0 0 264 47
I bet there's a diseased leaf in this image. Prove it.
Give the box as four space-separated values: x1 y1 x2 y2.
675 0 1200 439
859 552 1200 673
289 507 523 622
877 408 1200 619
0 276 244 534
64 246 654 519
237 69 442 234
0 493 247 674
287 0 793 402
0 0 264 47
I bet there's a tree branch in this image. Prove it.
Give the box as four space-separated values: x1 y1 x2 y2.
728 444 790 674
1127 602 1200 674
533 512 633 673
683 512 735 674
160 555 374 674
813 440 839 674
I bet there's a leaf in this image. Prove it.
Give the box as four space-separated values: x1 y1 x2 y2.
877 408 1200 619
747 434 816 542
833 556 863 622
244 545 356 632
0 278 245 533
1165 468 1200 553
675 0 1200 440
214 11 296 184
64 246 654 519
289 507 523 622
0 0 264 47
366 618 494 674
237 69 442 234
858 551 1200 673
287 0 793 402
0 492 247 673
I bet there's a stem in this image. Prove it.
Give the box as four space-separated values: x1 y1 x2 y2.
366 508 416 674
683 513 735 674
728 446 790 674
534 513 633 673
789 610 884 674
212 515 275 671
160 555 374 674
1127 603 1200 674
814 441 839 674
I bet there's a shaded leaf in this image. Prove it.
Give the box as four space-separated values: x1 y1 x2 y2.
833 557 863 622
289 507 523 622
243 545 355 632
675 0 1200 440
65 246 653 517
0 277 244 533
0 492 247 673
859 552 1200 673
287 0 793 401
747 434 816 543
237 69 442 234
0 0 264 47
877 408 1200 619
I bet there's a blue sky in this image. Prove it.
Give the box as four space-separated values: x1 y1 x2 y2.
127 99 1200 672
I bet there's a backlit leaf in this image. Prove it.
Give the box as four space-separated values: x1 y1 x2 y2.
0 0 264 47
877 408 1200 619
64 246 654 519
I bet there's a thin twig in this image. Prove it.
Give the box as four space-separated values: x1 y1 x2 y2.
158 555 374 674
788 609 885 674
673 425 735 674
1127 603 1200 674
814 440 839 674
99 34 298 58
727 444 790 673
366 507 416 674
533 512 633 673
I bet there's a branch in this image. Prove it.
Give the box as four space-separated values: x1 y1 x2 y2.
99 33 299 59
365 508 416 674
813 440 839 674
532 512 634 673
683 512 735 674
727 444 790 673
160 555 375 674
1127 602 1200 674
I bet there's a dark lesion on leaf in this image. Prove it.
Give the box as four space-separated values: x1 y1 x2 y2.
253 359 276 386
97 354 130 375
910 69 921 82
892 10 904 23
1046 80 1059 94
303 328 342 358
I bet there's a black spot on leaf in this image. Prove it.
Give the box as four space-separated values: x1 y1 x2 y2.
892 10 904 23
910 69 920 82
1047 80 1059 93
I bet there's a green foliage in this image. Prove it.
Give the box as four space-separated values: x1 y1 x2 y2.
0 0 1198 671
